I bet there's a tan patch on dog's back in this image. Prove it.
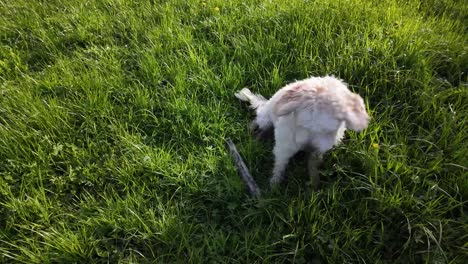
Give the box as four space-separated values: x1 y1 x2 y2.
313 84 324 93
274 82 328 115
274 83 304 113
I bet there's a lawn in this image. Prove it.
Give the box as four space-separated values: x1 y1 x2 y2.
0 0 467 262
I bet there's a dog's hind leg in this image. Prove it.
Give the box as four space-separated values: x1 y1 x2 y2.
269 117 300 186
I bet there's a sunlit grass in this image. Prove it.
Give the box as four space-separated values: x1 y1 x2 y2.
1 0 467 262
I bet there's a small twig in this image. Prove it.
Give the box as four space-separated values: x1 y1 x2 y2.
225 138 261 199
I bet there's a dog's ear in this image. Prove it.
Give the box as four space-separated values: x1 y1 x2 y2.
343 94 370 132
274 83 309 116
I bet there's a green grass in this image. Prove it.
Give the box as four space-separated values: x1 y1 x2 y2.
0 0 467 262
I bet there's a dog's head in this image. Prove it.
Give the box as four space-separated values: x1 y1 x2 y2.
343 93 370 132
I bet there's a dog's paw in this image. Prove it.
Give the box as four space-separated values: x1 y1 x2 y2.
249 121 259 132
269 176 283 187
249 122 264 138
250 122 274 141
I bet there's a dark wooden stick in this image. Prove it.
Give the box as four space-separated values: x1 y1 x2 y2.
225 139 261 199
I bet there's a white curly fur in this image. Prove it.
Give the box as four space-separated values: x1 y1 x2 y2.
235 76 370 185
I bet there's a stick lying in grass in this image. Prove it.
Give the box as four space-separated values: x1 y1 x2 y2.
225 139 261 199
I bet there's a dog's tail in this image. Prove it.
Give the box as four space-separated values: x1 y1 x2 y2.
235 88 273 131
234 88 267 109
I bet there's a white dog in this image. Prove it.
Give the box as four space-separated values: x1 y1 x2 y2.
235 76 370 187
